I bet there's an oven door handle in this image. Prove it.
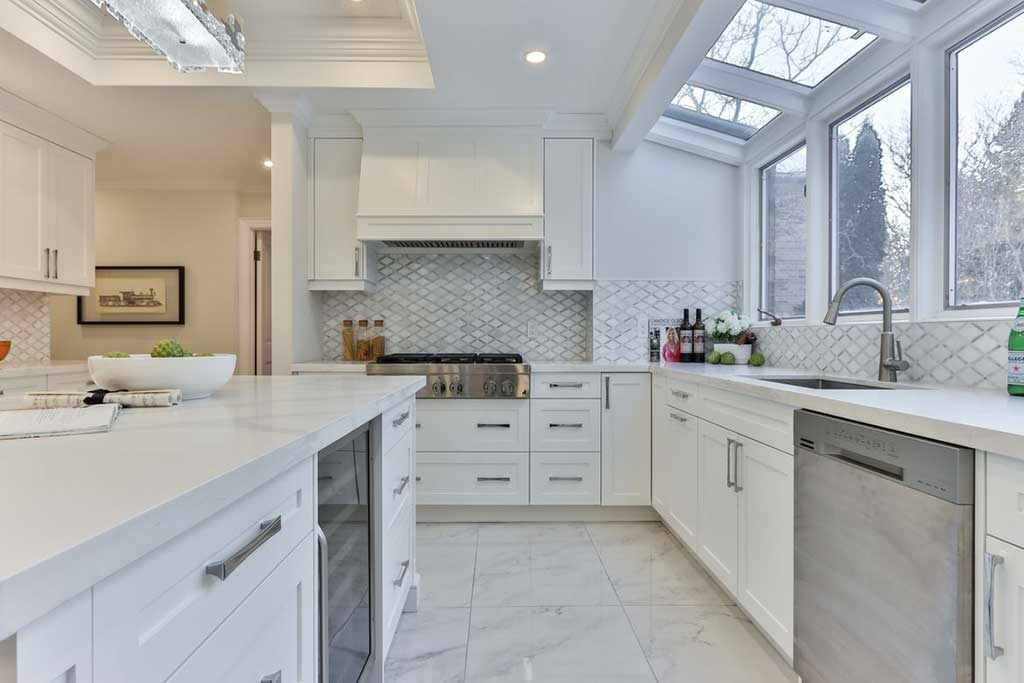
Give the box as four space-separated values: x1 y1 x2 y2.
317 526 330 683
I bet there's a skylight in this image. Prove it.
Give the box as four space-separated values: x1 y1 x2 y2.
708 1 877 88
665 84 781 140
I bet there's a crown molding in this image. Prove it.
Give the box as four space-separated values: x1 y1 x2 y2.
95 178 270 193
348 108 551 128
0 86 107 157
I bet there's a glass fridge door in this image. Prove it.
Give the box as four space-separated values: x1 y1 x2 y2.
318 425 371 683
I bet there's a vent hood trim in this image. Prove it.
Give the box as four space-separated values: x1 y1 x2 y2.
356 215 544 250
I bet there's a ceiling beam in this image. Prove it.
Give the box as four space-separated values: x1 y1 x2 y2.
766 0 918 43
646 116 745 166
611 0 745 152
689 59 809 116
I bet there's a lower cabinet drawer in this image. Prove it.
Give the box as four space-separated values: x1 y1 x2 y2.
416 452 529 505
988 452 1024 549
530 398 601 452
93 458 314 683
382 429 414 531
167 534 316 683
382 499 413 657
530 452 600 505
531 372 602 399
417 399 529 452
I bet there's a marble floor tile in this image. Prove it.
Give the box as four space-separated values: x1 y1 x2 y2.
586 522 681 553
472 541 619 607
417 523 480 545
466 606 656 682
416 542 478 607
597 541 733 607
383 608 470 683
624 605 796 683
477 522 590 545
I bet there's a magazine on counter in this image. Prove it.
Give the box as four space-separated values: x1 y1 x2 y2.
648 318 683 363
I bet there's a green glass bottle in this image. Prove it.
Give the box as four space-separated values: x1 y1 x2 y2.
1009 298 1024 396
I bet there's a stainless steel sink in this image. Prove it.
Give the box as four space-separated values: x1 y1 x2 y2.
756 377 900 390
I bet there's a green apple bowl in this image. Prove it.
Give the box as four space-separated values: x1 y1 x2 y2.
87 354 236 400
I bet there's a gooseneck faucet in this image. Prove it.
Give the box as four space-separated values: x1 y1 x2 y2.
823 277 910 383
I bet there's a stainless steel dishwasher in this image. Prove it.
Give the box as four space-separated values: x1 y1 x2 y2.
793 410 974 683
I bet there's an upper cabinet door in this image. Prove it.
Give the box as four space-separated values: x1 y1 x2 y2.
313 138 363 281
0 121 48 282
543 138 594 284
49 144 95 287
600 373 652 506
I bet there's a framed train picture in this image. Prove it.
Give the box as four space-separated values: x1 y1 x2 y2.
77 266 185 325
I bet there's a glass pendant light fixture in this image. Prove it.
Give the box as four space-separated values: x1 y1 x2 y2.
90 0 246 73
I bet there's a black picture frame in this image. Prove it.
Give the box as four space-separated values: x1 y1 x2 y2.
77 266 185 325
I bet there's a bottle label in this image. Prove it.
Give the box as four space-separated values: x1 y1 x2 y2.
693 331 705 354
1015 317 1024 332
1011 351 1024 386
680 330 693 354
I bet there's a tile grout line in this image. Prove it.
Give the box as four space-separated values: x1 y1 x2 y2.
461 525 480 682
584 522 664 683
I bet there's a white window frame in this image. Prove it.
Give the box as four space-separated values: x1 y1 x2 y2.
759 142 808 322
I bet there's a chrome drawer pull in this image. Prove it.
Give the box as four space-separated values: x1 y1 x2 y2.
205 515 282 581
549 476 584 482
669 413 687 423
261 672 282 683
477 476 511 482
477 423 511 429
985 552 1005 660
671 389 689 399
415 476 422 482
393 475 411 496
416 423 421 429
725 439 735 490
549 423 584 429
44 248 50 278
733 441 744 493
549 382 583 389
394 559 410 587
392 410 410 428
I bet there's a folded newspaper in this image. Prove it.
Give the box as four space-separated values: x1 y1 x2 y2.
23 388 182 409
0 403 120 440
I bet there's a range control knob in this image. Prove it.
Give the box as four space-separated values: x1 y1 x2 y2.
483 379 498 396
450 381 464 396
432 381 446 396
500 379 515 396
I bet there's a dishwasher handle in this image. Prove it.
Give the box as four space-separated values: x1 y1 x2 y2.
985 551 1005 660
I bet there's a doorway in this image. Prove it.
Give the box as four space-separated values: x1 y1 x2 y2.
254 230 272 375
237 218 271 375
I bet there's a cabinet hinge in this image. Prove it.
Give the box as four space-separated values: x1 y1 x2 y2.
253 249 261 262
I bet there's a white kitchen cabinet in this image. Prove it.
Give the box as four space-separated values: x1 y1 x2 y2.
651 377 670 516
600 373 651 506
48 143 94 288
666 405 700 549
310 137 377 291
736 436 794 656
542 138 593 290
697 420 739 594
417 399 529 453
530 451 601 505
985 536 1024 683
14 591 92 683
416 451 529 505
0 121 48 283
530 398 601 452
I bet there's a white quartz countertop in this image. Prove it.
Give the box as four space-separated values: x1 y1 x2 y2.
652 363 1024 456
0 374 424 639
291 360 653 374
290 361 369 373
0 360 88 379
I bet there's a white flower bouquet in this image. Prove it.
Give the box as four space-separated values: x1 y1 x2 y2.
708 310 753 344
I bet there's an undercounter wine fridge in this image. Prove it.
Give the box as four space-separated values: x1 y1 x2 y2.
317 422 376 683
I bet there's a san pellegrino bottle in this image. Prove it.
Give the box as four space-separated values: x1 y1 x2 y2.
1009 298 1024 396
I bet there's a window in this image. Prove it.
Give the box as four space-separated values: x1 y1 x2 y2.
830 80 912 313
708 1 877 88
761 145 807 319
666 84 781 140
949 7 1024 308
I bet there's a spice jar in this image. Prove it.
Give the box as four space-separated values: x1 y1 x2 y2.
371 319 386 360
341 320 355 361
356 320 372 361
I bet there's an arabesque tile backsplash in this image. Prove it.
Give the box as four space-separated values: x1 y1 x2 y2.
0 288 51 363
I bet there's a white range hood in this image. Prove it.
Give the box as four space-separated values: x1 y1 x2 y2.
355 127 544 250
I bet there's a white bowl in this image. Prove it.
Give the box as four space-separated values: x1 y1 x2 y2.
87 354 236 400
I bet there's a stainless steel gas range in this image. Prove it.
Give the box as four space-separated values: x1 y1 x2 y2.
366 353 530 399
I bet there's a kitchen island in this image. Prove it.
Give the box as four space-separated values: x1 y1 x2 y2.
0 373 424 683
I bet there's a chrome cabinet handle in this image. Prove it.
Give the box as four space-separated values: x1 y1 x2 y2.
354 246 360 277
261 672 282 683
44 247 50 278
205 515 282 581
985 551 1005 660
669 413 687 423
549 423 584 429
546 245 552 275
393 559 410 587
733 441 744 493
53 249 58 279
317 526 329 683
415 475 422 482
725 439 735 490
671 389 689 400
477 423 511 429
605 376 611 410
549 382 583 389
392 410 410 428
393 475 411 497
477 476 511 482
549 476 583 482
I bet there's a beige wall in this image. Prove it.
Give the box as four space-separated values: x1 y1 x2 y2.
50 189 271 360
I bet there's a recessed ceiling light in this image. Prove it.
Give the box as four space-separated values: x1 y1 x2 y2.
262 159 273 169
524 50 547 65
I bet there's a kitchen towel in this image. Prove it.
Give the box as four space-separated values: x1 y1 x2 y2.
23 388 182 409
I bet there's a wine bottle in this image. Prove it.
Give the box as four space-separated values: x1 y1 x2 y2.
1009 297 1024 396
680 309 693 363
692 308 706 363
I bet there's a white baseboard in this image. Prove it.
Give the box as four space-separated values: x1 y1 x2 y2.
416 505 659 523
